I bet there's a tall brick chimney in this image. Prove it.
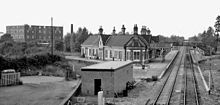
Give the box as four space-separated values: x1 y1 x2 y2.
71 24 73 34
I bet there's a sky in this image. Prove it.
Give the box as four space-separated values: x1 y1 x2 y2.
0 0 220 39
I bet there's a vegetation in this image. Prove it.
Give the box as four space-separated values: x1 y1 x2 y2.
64 27 91 52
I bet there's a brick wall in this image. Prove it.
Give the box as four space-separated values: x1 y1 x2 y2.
114 64 133 93
81 71 114 97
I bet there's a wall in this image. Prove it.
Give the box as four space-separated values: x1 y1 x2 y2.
81 70 114 97
6 26 25 42
114 64 133 93
6 25 63 43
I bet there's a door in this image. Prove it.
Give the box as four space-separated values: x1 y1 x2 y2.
94 79 101 95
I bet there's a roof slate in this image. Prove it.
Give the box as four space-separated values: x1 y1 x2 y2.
106 35 133 47
81 35 99 46
140 35 152 43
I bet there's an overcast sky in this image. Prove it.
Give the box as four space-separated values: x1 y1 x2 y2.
0 0 220 39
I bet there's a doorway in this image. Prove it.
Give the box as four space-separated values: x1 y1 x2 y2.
94 79 101 95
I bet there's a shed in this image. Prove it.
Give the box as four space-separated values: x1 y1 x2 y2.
81 61 133 97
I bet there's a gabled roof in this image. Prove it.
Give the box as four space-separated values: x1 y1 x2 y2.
152 36 159 43
139 35 152 43
100 35 111 45
106 35 133 47
81 35 99 46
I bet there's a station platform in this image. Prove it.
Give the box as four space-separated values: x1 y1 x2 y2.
133 50 179 82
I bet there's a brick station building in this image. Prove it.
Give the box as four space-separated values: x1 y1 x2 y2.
81 61 133 97
81 24 171 64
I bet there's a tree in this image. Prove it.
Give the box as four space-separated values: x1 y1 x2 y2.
188 35 200 42
55 40 64 51
64 33 72 52
0 34 13 43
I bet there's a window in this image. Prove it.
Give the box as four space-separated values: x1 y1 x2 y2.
27 35 29 39
134 51 140 60
105 50 108 58
114 51 118 58
92 49 95 56
119 51 122 60
89 49 92 56
127 52 130 60
110 50 112 58
96 49 98 56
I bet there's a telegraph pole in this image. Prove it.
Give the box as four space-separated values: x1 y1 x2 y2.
51 17 54 55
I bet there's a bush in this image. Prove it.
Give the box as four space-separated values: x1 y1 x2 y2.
152 76 158 81
18 80 23 85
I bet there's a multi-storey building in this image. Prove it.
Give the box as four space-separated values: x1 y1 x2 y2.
6 24 63 43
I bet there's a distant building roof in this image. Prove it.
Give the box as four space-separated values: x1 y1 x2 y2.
81 61 133 71
151 36 159 43
106 35 133 47
81 34 111 46
81 35 100 46
140 35 152 43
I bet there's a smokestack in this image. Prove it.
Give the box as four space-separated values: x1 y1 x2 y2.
71 24 73 34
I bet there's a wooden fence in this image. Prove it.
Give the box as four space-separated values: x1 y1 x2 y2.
0 72 20 87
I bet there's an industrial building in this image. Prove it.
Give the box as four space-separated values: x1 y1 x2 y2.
81 61 133 97
6 24 63 43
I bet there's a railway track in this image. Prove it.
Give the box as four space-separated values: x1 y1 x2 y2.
148 47 185 105
183 49 200 105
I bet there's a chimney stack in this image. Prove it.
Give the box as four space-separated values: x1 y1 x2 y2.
71 24 73 34
133 24 138 35
141 26 147 35
146 28 151 35
121 25 126 35
112 27 116 35
99 26 103 35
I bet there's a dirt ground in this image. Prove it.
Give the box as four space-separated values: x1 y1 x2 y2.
0 76 79 105
199 59 220 105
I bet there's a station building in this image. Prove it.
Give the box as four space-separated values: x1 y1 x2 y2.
81 25 171 64
81 61 133 97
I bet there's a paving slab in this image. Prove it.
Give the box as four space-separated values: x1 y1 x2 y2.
133 50 178 81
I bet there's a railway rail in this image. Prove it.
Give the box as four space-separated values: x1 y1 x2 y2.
148 47 185 105
183 49 200 105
